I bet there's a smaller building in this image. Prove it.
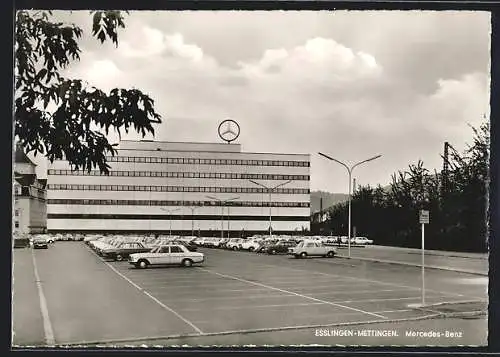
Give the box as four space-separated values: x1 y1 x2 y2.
13 145 47 235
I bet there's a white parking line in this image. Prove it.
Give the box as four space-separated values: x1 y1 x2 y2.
137 279 356 290
106 262 204 334
146 286 272 294
31 250 55 345
307 288 411 297
140 282 253 289
178 301 326 312
158 293 296 302
144 283 389 294
191 307 416 323
199 268 387 320
179 301 412 313
61 312 444 346
252 262 471 299
95 251 204 335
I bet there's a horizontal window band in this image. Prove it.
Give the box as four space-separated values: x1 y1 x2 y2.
103 156 310 167
47 229 308 234
47 199 310 208
46 185 310 194
47 170 310 181
47 214 311 222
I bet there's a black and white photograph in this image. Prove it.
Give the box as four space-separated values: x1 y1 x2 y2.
12 9 490 348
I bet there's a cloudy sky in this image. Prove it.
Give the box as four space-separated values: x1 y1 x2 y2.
29 10 490 193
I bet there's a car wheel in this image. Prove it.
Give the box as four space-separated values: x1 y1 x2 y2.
115 254 124 261
327 251 335 258
232 246 238 251
248 247 255 252
271 249 277 255
182 259 193 267
137 259 149 269
300 252 307 259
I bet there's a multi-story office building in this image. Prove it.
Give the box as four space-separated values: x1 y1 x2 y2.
47 140 310 236
13 145 47 235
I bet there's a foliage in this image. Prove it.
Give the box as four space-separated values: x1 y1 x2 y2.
15 10 162 173
315 122 490 252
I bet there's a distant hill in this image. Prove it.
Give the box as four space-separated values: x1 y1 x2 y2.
310 191 349 214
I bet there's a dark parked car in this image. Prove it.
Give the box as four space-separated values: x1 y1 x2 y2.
33 237 49 249
255 240 278 253
100 242 151 261
266 240 297 255
171 240 198 252
14 238 30 248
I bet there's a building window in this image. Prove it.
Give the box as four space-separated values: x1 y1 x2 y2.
15 221 19 228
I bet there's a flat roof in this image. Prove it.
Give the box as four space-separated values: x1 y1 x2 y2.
116 140 309 157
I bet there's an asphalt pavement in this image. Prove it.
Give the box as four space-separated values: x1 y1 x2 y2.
338 245 487 275
12 242 488 347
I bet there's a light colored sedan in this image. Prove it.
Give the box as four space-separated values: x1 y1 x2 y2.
353 237 374 245
129 244 205 268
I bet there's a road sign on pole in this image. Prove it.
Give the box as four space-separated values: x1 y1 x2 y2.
419 210 430 224
419 210 429 305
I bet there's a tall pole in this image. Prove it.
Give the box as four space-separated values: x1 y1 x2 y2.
318 152 382 259
206 196 239 239
348 169 352 258
227 205 231 239
249 179 292 239
160 208 179 237
192 209 195 237
269 190 272 239
421 222 425 305
190 207 198 237
220 204 224 239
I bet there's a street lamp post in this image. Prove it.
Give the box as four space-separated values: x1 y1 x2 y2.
249 179 292 239
188 206 198 237
160 207 180 237
318 152 382 258
206 196 240 239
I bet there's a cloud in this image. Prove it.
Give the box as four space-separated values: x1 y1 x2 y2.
238 37 382 82
119 26 166 58
29 11 489 195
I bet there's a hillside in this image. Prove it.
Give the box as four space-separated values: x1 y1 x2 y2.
310 191 349 213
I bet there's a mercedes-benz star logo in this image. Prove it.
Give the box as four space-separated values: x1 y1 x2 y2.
218 119 240 144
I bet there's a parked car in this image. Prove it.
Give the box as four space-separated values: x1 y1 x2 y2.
226 238 244 250
171 239 198 252
217 238 230 249
266 240 297 255
288 240 337 258
255 239 278 253
34 234 54 244
32 236 49 249
240 239 262 252
100 241 151 261
129 244 205 268
14 236 30 248
353 237 374 245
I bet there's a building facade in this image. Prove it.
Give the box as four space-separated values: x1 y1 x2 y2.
47 140 310 236
13 145 47 235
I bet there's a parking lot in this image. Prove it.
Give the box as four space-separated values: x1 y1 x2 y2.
13 241 487 347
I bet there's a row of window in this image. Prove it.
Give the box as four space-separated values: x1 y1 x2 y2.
102 156 310 167
47 213 310 222
48 170 310 181
47 184 310 194
47 199 310 208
